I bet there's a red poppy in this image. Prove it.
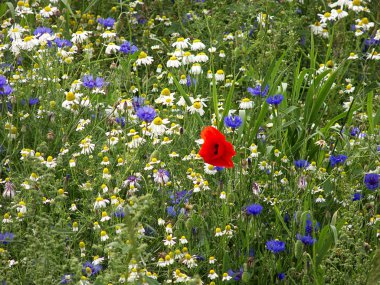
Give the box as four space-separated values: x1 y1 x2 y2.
199 126 236 168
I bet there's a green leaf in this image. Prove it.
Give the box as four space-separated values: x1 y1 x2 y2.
61 0 76 22
5 2 15 19
367 249 380 285
367 91 374 134
171 75 203 126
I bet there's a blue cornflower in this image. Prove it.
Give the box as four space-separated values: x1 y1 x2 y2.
82 261 102 276
224 115 243 129
296 234 316 246
0 232 14 244
214 166 224 172
228 268 243 281
114 209 125 218
136 106 156 122
305 218 313 235
29 98 40 106
132 96 145 111
330 154 347 167
98 17 116 28
60 274 74 284
0 76 13 96
266 94 284 106
167 206 177 217
278 273 286 281
246 203 263 216
115 117 126 127
33 26 53 38
350 127 360 137
266 240 285 253
170 190 191 205
294 159 310 169
352 192 363 201
119 41 138 55
54 38 72 48
83 75 105 89
364 173 379 190
247 84 269 97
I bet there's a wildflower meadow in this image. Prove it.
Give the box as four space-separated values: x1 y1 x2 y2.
1 0 380 284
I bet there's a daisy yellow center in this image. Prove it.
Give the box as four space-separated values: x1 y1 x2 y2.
17 1 24 6
314 21 321 26
193 39 200 43
24 36 33 42
44 6 51 12
193 101 201 109
177 37 184 42
96 197 103 202
161 88 171 96
101 211 107 217
324 12 331 17
169 56 177 61
12 28 19 33
242 98 250 102
183 51 191 57
139 51 147 59
103 168 109 174
153 117 163 125
47 156 53 162
361 17 369 24
352 0 360 5
66 92 75 101
100 231 107 236
216 69 224 75
102 157 109 162
346 84 352 90
76 31 83 34
350 52 355 57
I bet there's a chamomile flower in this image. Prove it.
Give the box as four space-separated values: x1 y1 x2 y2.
172 37 189 49
191 39 206 51
71 30 90 44
163 234 176 247
136 51 154 66
166 56 181 68
79 137 95 155
94 196 110 209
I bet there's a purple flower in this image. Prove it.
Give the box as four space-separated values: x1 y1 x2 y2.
82 261 102 276
294 160 310 169
0 232 14 244
266 240 285 253
60 274 74 284
97 17 116 28
83 75 105 89
114 209 125 218
33 26 53 38
246 203 263 216
119 41 138 54
296 234 316 246
352 192 363 201
330 154 347 167
0 76 13 96
136 106 156 122
132 96 145 111
115 117 126 127
54 38 72 48
247 84 269 97
29 98 40 106
364 173 379 190
224 115 243 129
167 206 177 217
266 94 284 106
228 268 243 281
278 273 286 281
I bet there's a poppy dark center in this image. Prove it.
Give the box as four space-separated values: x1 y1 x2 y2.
214 144 219 155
